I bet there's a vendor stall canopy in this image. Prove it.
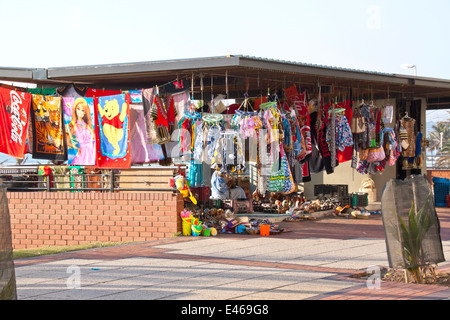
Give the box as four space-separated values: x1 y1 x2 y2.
2 55 450 109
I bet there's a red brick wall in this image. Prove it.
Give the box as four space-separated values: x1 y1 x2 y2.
7 192 184 249
427 170 450 184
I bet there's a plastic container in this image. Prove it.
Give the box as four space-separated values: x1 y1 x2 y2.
352 192 368 207
259 225 270 236
191 224 202 236
181 217 192 236
434 183 450 207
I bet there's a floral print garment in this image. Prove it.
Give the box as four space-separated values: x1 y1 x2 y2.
327 114 354 152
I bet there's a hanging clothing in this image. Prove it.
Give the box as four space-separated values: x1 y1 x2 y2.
129 103 164 163
142 88 157 144
315 107 335 174
308 111 325 174
326 113 354 153
188 160 203 187
336 99 354 163
380 127 400 166
285 86 312 159
193 122 204 162
206 125 220 161
400 117 416 158
150 94 178 145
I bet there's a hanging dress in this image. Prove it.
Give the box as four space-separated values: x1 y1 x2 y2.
150 94 177 144
400 117 416 158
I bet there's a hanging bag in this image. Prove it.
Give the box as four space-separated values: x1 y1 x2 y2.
366 146 386 163
351 144 358 169
268 147 285 193
351 107 366 134
280 146 296 194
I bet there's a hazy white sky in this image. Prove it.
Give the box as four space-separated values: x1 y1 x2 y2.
1 0 449 79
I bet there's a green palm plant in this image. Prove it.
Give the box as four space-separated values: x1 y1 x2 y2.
427 114 450 168
393 193 434 283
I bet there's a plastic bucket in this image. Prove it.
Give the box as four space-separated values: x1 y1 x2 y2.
191 224 202 236
203 228 211 237
182 218 192 236
260 225 270 236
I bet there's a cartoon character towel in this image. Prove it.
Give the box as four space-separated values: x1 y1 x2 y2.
94 93 131 169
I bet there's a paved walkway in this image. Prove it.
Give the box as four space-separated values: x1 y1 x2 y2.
13 208 450 301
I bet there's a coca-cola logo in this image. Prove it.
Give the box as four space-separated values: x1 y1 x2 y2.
9 90 27 145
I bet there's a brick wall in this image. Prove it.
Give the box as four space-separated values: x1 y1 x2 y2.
427 170 450 184
7 192 184 250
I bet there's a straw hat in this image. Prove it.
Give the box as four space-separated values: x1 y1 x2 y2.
238 216 251 227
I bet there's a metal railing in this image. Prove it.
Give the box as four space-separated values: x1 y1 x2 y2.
426 155 450 169
0 166 178 193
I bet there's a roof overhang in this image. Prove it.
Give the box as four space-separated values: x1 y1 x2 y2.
2 55 450 106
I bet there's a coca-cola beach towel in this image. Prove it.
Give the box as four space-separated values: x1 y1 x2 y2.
94 93 131 169
0 87 31 158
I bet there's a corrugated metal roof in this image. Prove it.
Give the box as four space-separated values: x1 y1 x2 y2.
232 54 394 76
2 55 450 99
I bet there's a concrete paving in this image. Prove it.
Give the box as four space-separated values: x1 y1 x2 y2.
13 208 450 301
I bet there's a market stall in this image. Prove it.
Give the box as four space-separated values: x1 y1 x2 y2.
0 56 433 238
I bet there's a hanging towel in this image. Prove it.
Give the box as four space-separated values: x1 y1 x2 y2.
63 97 96 165
94 93 131 169
129 103 164 163
0 87 31 158
30 95 67 161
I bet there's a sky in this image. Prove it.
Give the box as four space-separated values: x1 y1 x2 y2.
1 0 450 79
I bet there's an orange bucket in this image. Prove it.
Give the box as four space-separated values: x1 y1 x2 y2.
259 225 270 236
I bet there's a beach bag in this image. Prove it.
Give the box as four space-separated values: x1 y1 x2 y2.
268 146 286 193
359 148 369 161
366 147 386 163
351 108 365 134
268 161 284 192
281 150 296 194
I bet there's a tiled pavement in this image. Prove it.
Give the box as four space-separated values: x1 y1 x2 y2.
13 208 450 301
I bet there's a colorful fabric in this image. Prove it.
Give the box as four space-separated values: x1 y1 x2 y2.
0 87 31 158
336 99 354 163
30 95 67 161
285 86 312 159
129 103 164 163
150 94 178 144
128 90 143 104
327 114 353 152
63 97 96 165
94 93 131 169
401 118 416 158
142 88 157 144
193 122 204 162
